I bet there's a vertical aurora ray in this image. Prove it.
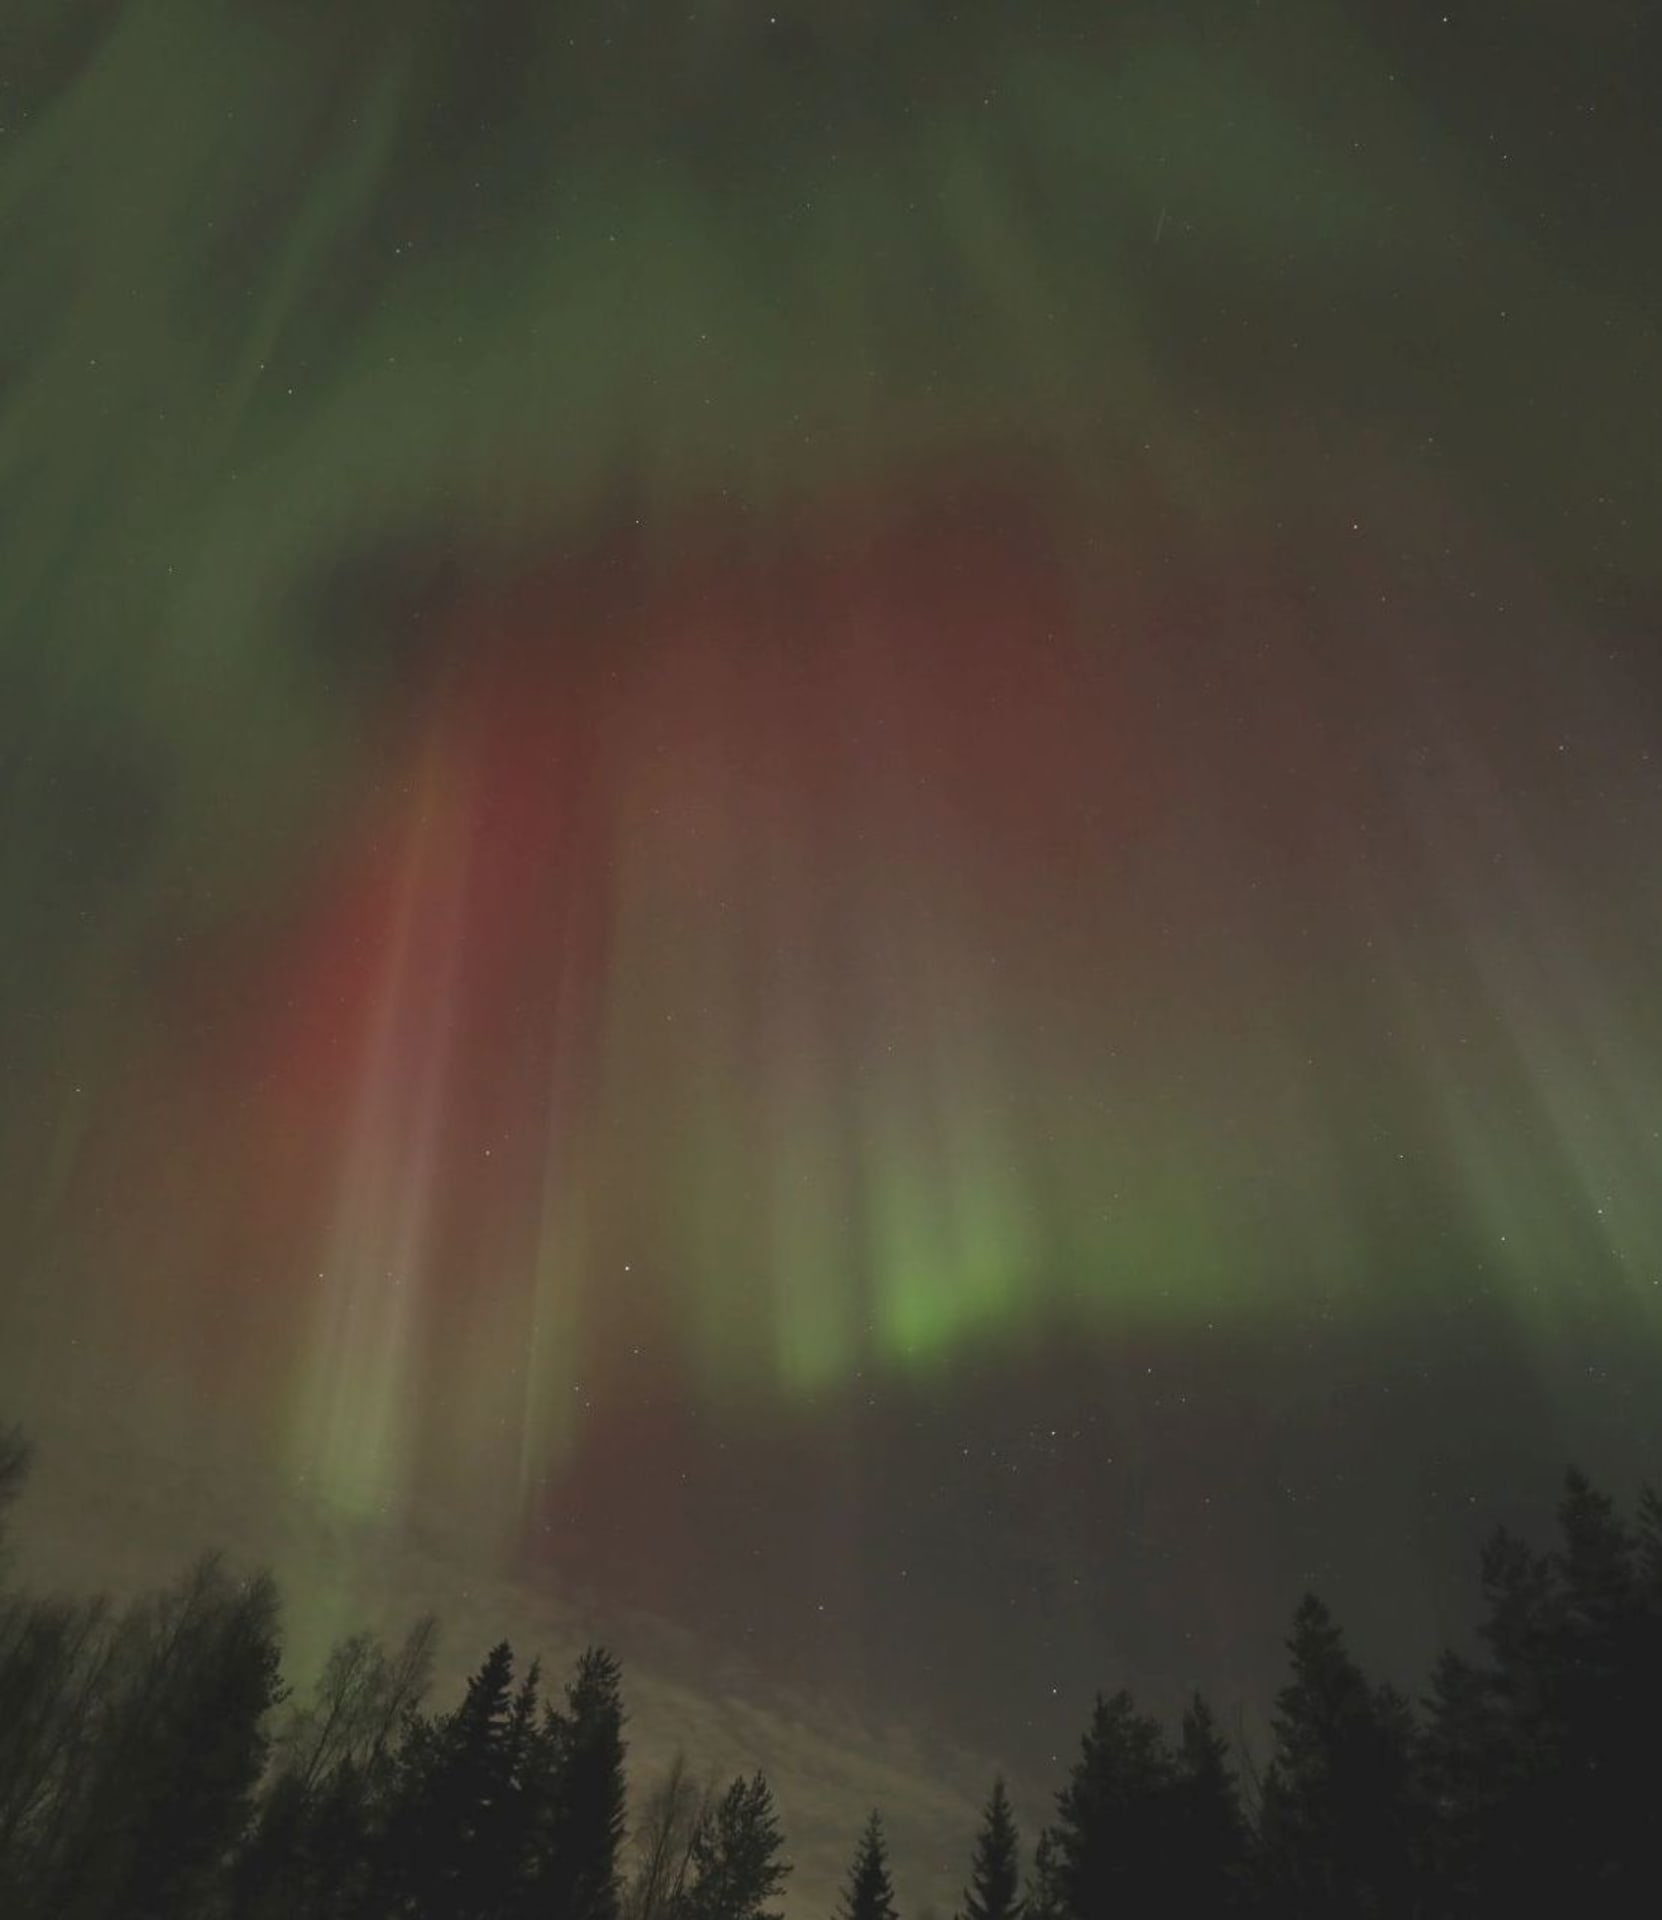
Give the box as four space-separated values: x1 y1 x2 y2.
1396 730 1662 1327
292 755 473 1516
2 10 1661 1784
515 1004 598 1505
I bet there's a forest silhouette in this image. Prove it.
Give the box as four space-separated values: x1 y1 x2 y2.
2 1422 1658 1917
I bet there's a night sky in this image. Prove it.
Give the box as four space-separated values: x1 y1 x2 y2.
3 0 1661 1908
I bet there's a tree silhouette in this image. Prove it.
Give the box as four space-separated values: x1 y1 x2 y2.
38 1558 284 1920
0 1591 111 1912
676 1771 789 1920
523 1646 627 1920
1047 1688 1173 1914
1255 1593 1422 1918
1021 1828 1064 1920
837 1811 899 1920
958 1777 1021 1920
1169 1694 1246 1913
380 1636 519 1918
0 1423 30 1557
290 1617 439 1794
234 1615 438 1917
1551 1468 1648 1908
1423 1469 1658 1915
5 1421 1662 1920
1638 1483 1662 1598
626 1750 709 1920
1423 1637 1522 1917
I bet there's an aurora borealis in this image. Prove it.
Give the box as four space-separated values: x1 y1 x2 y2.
3 0 1661 1904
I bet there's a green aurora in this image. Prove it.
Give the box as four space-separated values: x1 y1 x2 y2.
2 0 1661 1829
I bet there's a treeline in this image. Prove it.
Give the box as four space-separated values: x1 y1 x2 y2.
2 1424 1660 1916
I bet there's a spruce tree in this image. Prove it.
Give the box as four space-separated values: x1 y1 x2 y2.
1049 1689 1172 1915
1422 1644 1515 1913
523 1646 627 1920
1021 1829 1064 1920
959 1777 1022 1920
677 1771 790 1920
380 1637 518 1919
1451 1471 1654 1914
1256 1594 1421 1919
1169 1695 1244 1913
1440 1511 1589 1914
1552 1468 1646 1902
837 1812 898 1920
